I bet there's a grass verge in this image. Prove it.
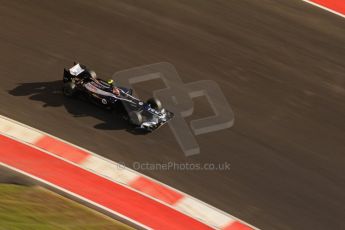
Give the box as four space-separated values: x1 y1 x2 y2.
0 184 133 230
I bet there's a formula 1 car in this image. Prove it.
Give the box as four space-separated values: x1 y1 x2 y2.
62 63 174 131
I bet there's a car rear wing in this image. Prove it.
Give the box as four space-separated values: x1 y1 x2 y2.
63 62 87 82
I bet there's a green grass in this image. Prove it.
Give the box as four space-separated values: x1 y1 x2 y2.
0 184 133 230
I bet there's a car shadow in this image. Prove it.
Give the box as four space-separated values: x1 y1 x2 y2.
9 80 148 135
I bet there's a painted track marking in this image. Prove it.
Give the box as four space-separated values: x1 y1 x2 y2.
0 114 257 230
0 134 211 230
303 0 345 18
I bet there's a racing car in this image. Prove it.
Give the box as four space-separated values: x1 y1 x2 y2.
62 63 174 131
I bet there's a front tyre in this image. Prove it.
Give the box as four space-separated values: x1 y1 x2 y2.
129 111 143 126
63 82 77 97
147 98 162 111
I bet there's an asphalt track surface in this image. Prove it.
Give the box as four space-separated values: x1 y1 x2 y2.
0 1 344 229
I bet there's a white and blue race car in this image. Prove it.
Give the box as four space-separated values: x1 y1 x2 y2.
63 63 174 131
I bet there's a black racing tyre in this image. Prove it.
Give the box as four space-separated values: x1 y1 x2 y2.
63 68 71 83
63 82 77 97
147 97 162 111
129 111 143 126
89 70 97 79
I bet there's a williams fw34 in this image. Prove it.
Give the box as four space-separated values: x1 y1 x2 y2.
63 63 174 132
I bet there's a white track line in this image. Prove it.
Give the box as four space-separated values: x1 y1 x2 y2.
302 0 345 19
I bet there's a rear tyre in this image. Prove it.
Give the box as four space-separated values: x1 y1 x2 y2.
147 98 162 111
129 111 143 126
63 82 77 97
63 68 71 83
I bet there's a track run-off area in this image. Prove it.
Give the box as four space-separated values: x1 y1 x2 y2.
0 115 254 229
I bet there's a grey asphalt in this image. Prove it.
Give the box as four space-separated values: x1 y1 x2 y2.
0 1 344 229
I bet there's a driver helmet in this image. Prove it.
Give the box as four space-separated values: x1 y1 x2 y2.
107 79 114 85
